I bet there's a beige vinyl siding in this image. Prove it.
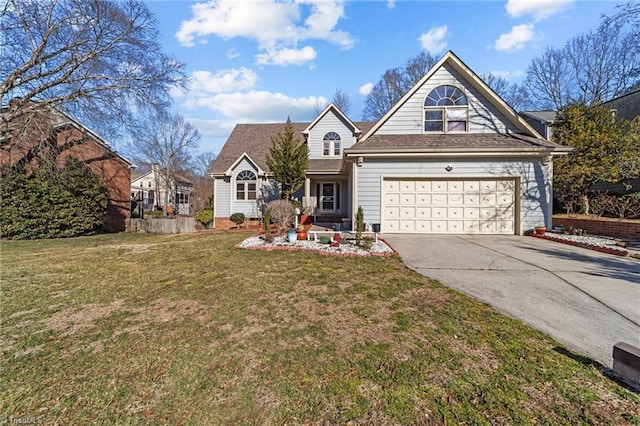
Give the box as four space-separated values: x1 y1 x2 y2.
377 64 520 135
307 110 358 159
356 157 551 233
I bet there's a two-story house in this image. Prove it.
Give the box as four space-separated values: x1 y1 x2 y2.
209 51 572 234
131 164 194 215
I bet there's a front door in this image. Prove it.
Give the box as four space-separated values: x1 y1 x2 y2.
320 182 337 213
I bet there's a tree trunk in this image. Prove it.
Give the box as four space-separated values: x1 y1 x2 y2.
581 194 590 215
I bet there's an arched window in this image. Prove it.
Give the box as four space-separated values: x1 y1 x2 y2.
424 85 468 133
236 170 257 200
323 132 341 156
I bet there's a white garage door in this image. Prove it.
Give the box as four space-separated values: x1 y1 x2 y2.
382 178 516 234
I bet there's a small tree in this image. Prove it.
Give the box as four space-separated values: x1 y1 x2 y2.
355 206 364 246
267 199 295 234
553 103 640 214
265 121 309 200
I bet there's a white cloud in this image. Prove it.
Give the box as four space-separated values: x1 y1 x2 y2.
359 83 374 96
505 0 574 22
490 70 524 80
185 117 237 138
175 0 353 66
189 68 258 94
418 25 448 55
256 45 318 66
182 90 328 122
387 0 396 9
494 24 536 52
227 48 240 59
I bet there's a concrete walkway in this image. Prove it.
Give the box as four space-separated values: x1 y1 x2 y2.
383 234 640 367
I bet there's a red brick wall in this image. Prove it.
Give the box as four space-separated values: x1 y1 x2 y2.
552 215 640 240
1 107 131 233
55 128 131 232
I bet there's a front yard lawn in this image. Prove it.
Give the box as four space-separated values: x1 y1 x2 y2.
1 232 638 424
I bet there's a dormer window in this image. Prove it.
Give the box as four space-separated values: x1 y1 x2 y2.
323 132 341 156
424 85 468 133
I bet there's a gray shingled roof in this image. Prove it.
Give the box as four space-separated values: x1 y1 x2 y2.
520 111 557 123
602 89 640 121
348 133 561 152
209 121 375 175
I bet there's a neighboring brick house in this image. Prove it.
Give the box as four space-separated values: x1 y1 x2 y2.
1 102 134 232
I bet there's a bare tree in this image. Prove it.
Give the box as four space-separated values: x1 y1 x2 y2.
363 51 438 121
312 89 352 117
0 0 185 148
192 151 217 177
482 74 534 112
134 113 200 216
525 17 637 109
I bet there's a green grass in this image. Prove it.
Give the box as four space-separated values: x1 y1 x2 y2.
1 231 638 425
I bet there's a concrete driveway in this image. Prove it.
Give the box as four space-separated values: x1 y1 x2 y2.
383 234 640 367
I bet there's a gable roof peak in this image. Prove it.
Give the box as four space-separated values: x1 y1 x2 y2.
303 103 361 135
358 50 543 142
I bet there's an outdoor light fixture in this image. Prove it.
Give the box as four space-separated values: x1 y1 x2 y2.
357 156 364 166
445 164 453 172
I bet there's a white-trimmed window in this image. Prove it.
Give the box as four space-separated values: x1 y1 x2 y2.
236 170 257 200
323 132 341 156
424 85 468 133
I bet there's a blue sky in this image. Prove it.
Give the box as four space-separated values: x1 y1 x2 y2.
145 0 622 155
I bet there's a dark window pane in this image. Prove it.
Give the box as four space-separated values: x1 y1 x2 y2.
425 122 443 132
425 110 442 120
248 191 256 200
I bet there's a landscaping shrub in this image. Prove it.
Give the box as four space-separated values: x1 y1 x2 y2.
0 158 108 239
194 209 214 228
267 199 294 234
355 206 364 246
230 212 245 227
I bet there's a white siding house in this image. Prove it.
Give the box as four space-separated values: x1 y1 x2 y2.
209 51 571 233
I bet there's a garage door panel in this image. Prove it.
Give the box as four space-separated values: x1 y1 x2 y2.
448 207 463 219
448 193 464 204
416 207 431 218
385 220 400 232
416 194 431 205
432 181 448 192
416 181 431 192
464 194 479 205
400 194 416 205
385 193 400 205
481 181 497 192
464 181 480 192
416 221 431 231
385 180 400 192
432 221 447 232
433 194 447 205
400 220 415 231
385 206 400 219
382 178 516 234
448 181 463 192
433 207 447 218
464 207 479 219
464 220 480 232
447 220 464 232
401 207 415 219
400 181 415 192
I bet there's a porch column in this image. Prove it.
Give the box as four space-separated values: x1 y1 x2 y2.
304 177 310 211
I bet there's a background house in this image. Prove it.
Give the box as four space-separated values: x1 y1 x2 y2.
131 164 194 215
209 51 572 234
1 103 133 232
